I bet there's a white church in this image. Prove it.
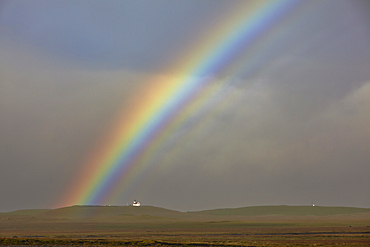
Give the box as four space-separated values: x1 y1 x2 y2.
133 200 140 206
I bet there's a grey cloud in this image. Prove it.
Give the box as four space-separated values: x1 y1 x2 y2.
136 81 370 211
0 45 147 210
1 0 370 212
0 0 229 71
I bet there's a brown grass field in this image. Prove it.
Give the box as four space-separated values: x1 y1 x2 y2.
0 205 369 246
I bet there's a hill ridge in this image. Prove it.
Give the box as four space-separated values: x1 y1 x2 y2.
2 205 370 218
200 205 370 216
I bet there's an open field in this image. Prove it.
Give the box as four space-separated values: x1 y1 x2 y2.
1 205 369 246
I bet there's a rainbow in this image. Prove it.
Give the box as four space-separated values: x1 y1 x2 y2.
57 0 303 207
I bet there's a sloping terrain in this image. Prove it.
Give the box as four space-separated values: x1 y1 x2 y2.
0 209 50 216
2 205 370 220
1 205 369 245
200 205 370 216
34 205 184 219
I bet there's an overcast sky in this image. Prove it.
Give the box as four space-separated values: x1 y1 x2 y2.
1 0 370 212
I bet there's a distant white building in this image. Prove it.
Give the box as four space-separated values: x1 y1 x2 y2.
133 200 140 207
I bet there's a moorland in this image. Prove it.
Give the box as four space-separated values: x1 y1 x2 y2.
0 205 369 246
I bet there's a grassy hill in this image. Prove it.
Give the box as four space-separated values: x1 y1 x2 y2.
35 205 184 219
200 205 370 216
0 209 51 216
1 205 369 239
1 205 369 220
